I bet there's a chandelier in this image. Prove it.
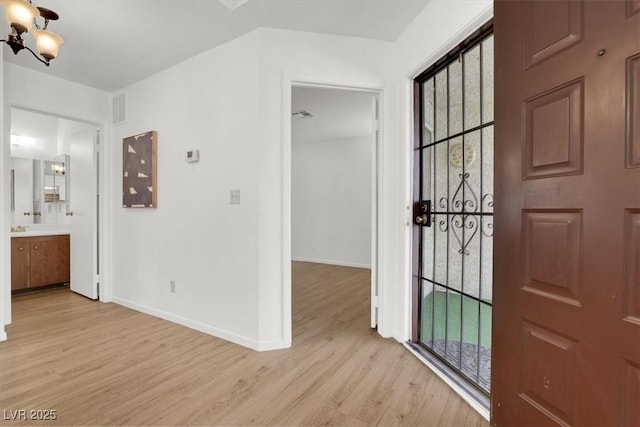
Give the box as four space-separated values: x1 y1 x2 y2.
0 0 63 66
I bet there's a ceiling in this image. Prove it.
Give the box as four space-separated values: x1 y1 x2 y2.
292 86 374 144
2 0 429 92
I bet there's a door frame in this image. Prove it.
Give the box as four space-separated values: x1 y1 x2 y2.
281 77 383 346
2 105 108 326
409 19 494 409
403 9 494 421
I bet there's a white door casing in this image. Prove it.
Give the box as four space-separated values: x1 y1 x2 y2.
371 94 380 328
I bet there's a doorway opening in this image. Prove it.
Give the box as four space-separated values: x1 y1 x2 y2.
290 85 379 342
8 107 101 309
410 23 494 406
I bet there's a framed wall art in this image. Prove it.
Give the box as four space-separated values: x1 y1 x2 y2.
123 130 157 208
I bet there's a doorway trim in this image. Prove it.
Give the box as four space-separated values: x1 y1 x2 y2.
281 76 384 347
2 104 109 330
401 6 494 421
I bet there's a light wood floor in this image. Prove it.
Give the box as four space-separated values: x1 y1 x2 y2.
0 262 489 426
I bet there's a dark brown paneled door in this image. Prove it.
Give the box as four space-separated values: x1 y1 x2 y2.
493 1 640 426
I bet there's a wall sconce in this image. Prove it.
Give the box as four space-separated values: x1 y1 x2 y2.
52 161 65 175
0 0 63 66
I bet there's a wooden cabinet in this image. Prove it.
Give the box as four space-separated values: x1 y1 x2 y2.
11 240 30 290
11 235 70 291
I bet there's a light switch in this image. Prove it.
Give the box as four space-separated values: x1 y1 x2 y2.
230 189 240 204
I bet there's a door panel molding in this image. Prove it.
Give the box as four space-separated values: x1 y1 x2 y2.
494 1 640 425
523 78 584 179
519 321 579 426
524 0 583 69
627 0 640 18
626 53 640 168
623 360 640 425
625 209 640 324
522 210 583 307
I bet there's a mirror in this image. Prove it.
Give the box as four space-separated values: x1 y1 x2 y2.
10 156 70 224
10 157 35 220
44 154 69 203
10 108 73 226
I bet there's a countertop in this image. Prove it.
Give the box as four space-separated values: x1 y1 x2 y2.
11 230 70 238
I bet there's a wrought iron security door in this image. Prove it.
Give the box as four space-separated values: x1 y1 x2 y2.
412 25 493 395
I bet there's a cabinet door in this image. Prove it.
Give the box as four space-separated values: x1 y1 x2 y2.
30 235 71 287
51 235 70 285
11 239 30 290
30 239 53 287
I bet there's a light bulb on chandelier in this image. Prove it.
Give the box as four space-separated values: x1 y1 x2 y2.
0 0 63 66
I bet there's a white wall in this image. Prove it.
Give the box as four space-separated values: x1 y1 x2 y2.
110 30 263 349
5 65 110 123
0 2 494 349
292 135 372 268
10 143 57 161
1 63 110 331
0 42 6 340
109 28 393 351
9 110 58 160
389 0 493 342
257 28 393 346
54 120 94 226
58 119 90 156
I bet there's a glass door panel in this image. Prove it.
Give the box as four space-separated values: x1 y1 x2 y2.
413 26 494 395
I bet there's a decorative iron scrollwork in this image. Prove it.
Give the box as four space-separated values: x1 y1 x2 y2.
437 172 494 215
433 172 494 254
452 173 478 213
439 197 448 210
452 214 478 255
481 217 493 238
482 193 494 211
438 215 448 233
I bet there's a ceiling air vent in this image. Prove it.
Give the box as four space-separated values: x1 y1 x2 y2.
292 110 314 120
219 0 251 10
112 92 127 126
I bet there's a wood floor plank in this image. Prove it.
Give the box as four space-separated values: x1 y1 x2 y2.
0 262 489 426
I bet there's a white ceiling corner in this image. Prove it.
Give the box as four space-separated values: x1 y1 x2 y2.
219 0 251 11
1 0 429 92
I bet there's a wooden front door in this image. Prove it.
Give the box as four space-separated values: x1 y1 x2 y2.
493 1 640 425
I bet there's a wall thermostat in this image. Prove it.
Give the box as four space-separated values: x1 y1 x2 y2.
185 149 199 163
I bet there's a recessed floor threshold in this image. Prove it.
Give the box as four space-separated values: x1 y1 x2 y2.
404 341 490 421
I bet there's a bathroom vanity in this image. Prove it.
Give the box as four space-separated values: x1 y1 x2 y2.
11 232 70 292
10 134 72 292
8 107 100 299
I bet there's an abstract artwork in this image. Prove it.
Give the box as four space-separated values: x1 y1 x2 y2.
123 130 157 208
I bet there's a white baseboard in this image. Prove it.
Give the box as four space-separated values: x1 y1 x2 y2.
258 340 288 351
112 297 284 352
292 256 370 269
0 328 6 341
